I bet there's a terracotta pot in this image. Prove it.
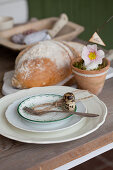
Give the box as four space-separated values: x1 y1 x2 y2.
72 58 110 95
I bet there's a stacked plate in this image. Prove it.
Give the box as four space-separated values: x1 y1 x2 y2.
0 86 107 144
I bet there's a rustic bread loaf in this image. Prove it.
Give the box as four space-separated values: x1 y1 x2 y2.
12 40 77 89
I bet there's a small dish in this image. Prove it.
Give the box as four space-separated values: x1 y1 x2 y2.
17 94 86 123
5 98 84 132
0 16 14 31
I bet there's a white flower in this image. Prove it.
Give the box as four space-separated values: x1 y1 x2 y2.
82 44 105 70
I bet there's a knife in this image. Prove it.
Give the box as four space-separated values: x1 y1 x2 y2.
23 106 99 118
24 13 68 45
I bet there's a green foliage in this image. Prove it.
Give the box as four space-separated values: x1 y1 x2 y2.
73 60 86 70
73 59 106 70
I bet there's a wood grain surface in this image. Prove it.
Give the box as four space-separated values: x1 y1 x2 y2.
0 44 113 170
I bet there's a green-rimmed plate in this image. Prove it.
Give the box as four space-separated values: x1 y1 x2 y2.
17 94 86 123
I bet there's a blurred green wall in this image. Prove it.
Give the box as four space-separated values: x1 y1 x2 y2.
28 0 113 49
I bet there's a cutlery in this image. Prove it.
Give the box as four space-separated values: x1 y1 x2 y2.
23 106 99 117
24 13 68 44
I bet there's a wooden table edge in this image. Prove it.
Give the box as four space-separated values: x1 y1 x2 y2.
27 131 113 170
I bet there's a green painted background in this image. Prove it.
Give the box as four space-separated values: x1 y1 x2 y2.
28 0 113 49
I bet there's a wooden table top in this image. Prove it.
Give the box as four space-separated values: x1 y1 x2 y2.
0 45 113 170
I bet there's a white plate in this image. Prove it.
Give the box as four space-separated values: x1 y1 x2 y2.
0 86 107 144
5 99 86 132
17 94 86 123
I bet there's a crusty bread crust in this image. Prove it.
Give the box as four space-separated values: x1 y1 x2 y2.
12 40 74 89
15 44 35 67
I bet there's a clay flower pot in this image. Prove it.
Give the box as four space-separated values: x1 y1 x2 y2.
72 58 110 95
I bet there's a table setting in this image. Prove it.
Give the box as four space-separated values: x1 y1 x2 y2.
0 17 112 144
0 21 111 144
0 10 113 170
0 86 107 144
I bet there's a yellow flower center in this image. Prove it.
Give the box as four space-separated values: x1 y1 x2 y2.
88 52 96 60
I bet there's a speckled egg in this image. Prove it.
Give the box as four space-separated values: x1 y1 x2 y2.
63 92 76 111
